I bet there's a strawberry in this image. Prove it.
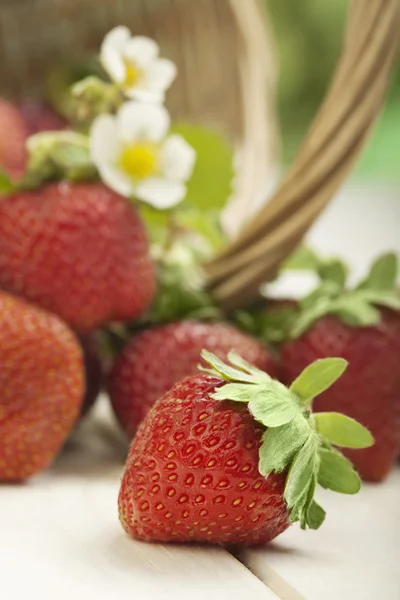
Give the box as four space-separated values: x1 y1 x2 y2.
18 101 66 135
118 351 371 545
278 254 400 482
109 320 277 437
0 290 84 481
0 98 28 179
0 181 156 332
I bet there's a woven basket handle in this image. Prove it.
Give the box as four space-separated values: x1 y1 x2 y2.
206 0 400 309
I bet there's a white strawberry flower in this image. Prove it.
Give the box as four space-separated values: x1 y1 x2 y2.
100 26 177 104
90 101 196 209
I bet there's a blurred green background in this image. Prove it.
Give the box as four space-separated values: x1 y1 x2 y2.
267 0 400 181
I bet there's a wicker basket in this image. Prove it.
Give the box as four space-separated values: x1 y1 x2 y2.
1 0 398 310
207 0 400 308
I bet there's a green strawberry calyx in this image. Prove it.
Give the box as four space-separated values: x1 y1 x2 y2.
238 253 400 343
200 350 374 531
235 253 400 343
290 253 400 338
25 131 96 187
0 131 96 197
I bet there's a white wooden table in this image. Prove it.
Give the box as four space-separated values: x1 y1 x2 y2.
240 472 400 600
1 183 399 599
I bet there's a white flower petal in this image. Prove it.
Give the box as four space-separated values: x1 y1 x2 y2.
90 114 121 165
140 58 177 93
161 135 196 182
123 36 159 69
102 26 131 52
135 177 186 209
102 50 125 83
98 164 134 198
125 87 165 104
116 101 170 143
100 26 130 83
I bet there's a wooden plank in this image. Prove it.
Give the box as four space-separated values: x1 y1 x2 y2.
239 183 400 600
0 399 280 600
240 470 400 600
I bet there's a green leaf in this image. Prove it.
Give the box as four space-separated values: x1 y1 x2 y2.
212 383 261 403
258 414 310 475
290 473 315 526
290 358 348 404
299 474 317 529
200 350 257 383
248 383 300 428
313 412 374 449
359 253 398 291
318 259 348 290
139 204 170 244
175 208 225 251
290 295 333 338
284 434 320 513
290 254 399 337
227 350 271 382
283 246 320 271
150 283 205 323
171 123 234 211
52 140 95 181
318 448 361 494
300 281 340 310
262 304 298 343
0 169 15 195
234 305 297 344
52 142 91 169
331 295 381 327
148 279 218 324
306 500 326 530
358 289 400 311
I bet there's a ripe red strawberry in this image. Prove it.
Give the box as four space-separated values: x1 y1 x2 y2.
0 181 156 332
109 320 277 437
279 254 400 482
119 351 371 545
0 290 84 480
0 98 28 179
18 101 66 135
281 310 400 482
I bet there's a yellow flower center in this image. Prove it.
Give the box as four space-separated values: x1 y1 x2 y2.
118 142 159 180
124 59 141 87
